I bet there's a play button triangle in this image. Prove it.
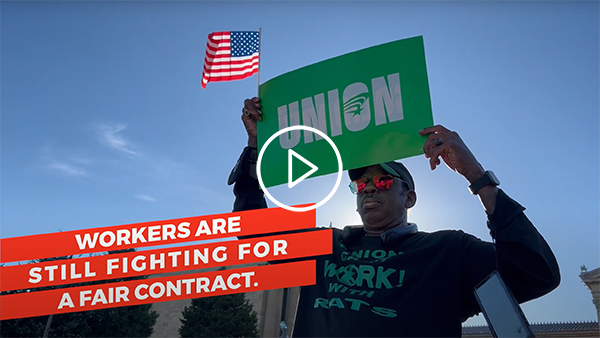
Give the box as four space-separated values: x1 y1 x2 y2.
288 149 318 188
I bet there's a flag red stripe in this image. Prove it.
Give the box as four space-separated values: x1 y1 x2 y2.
203 72 258 81
205 42 232 54
203 65 259 76
203 55 259 68
202 65 259 79
207 37 231 43
207 31 230 39
203 51 256 62
202 66 259 80
201 69 258 89
203 54 258 66
202 71 257 84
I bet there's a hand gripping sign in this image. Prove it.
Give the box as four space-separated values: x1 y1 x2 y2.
0 205 331 320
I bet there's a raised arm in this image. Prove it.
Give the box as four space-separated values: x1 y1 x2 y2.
419 125 560 320
459 189 560 320
228 97 268 213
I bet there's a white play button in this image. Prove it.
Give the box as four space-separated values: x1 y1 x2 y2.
257 125 343 212
288 149 318 188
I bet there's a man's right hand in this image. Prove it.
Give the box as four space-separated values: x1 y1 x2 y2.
242 97 262 148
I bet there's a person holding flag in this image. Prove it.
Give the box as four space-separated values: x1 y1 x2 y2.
227 97 560 337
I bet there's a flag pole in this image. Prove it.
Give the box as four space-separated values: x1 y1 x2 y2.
257 27 262 98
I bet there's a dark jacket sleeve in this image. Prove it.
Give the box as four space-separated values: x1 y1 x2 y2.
460 189 561 321
228 146 268 212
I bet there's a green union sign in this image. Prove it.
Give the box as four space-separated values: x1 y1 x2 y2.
257 36 434 188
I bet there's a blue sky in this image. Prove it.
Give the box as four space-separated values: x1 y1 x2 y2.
2 1 598 326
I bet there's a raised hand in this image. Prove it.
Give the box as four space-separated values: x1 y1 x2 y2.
241 97 262 148
419 125 485 183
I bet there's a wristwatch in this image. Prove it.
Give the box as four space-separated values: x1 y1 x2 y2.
468 170 500 195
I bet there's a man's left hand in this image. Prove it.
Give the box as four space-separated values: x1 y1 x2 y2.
419 125 485 183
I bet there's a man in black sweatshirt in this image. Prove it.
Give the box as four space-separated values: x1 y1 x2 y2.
228 97 560 337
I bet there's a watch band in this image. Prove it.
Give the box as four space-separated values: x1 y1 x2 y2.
468 170 500 195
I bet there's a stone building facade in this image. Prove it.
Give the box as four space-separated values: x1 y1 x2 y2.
580 266 600 321
462 321 599 337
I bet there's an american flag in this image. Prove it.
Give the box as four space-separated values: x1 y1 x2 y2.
201 31 260 89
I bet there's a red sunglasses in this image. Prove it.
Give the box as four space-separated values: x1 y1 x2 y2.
349 174 403 195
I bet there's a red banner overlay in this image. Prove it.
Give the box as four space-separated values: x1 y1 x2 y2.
0 260 316 320
0 205 315 263
1 230 332 292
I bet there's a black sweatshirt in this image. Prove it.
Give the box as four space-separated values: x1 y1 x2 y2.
229 147 560 338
